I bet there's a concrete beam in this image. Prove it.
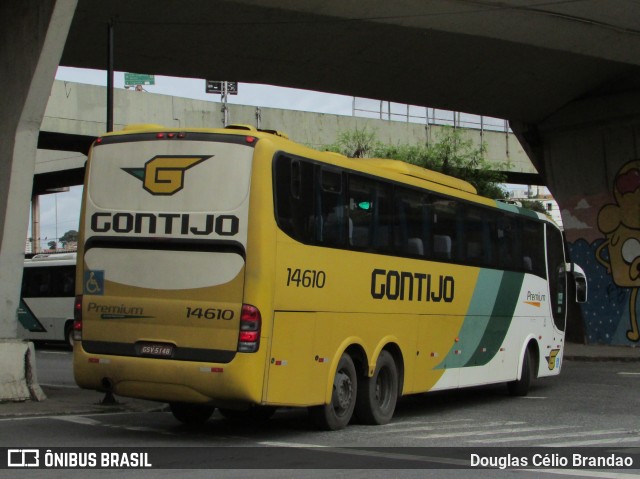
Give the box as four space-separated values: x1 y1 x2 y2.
40 80 536 176
0 0 76 400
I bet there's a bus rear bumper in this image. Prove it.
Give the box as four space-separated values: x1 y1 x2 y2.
73 343 265 405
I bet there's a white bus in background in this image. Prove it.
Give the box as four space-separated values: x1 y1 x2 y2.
18 253 76 348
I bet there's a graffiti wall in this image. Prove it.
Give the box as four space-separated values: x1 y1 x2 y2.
562 160 640 345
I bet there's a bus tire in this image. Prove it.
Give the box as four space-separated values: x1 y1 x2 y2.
64 321 74 349
219 406 276 422
308 353 357 430
507 347 533 396
169 402 215 425
355 350 398 425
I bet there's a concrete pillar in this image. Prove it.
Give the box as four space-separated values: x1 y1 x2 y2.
0 0 77 400
513 89 640 346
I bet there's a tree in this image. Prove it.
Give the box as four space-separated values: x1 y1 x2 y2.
48 241 57 250
520 200 547 214
60 230 78 248
324 127 379 158
324 127 509 199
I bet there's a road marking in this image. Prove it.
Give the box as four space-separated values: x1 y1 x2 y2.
382 420 525 434
52 415 102 426
259 441 326 448
520 396 548 399
469 428 629 444
546 436 640 447
381 418 471 429
617 372 640 376
526 469 640 478
0 410 163 423
258 441 468 467
259 442 640 475
411 425 574 439
39 383 78 389
51 414 178 436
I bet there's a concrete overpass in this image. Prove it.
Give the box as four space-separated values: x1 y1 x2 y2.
2 0 640 400
35 80 534 194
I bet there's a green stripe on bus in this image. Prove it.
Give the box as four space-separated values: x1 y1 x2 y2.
464 270 525 366
17 299 47 332
435 269 502 369
435 270 524 369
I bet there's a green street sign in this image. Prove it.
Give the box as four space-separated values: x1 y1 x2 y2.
124 73 155 86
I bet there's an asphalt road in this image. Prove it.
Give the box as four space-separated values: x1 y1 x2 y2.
2 346 638 478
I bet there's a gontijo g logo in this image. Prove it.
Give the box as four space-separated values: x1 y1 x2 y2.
122 155 210 195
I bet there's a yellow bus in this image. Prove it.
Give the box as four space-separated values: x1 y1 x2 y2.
73 124 587 430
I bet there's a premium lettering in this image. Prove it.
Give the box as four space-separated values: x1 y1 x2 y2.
88 302 144 316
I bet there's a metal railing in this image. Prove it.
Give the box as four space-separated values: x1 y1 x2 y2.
352 98 511 133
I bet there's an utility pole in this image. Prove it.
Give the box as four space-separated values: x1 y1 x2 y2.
106 19 114 132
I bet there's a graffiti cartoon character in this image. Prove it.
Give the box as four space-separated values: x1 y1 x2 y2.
596 160 640 342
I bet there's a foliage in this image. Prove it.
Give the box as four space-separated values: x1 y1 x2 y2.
60 230 78 247
48 241 57 250
519 200 547 214
323 127 379 158
324 126 509 199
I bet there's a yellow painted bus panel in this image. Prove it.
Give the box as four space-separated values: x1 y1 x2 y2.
266 312 328 406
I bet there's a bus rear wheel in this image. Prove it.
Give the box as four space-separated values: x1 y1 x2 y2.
355 350 398 425
64 321 74 349
169 402 215 425
507 347 534 396
308 353 357 430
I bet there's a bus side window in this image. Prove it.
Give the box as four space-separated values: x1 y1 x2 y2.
274 155 296 239
347 175 393 252
521 219 545 277
394 187 428 257
546 225 567 330
318 168 347 246
464 206 488 265
274 155 315 244
348 175 374 249
496 215 516 270
26 270 51 297
52 266 75 297
430 196 458 261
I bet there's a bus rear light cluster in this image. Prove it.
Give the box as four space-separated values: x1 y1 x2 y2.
155 132 186 139
238 304 261 353
73 295 83 341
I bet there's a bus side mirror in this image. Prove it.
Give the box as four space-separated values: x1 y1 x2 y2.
566 263 587 303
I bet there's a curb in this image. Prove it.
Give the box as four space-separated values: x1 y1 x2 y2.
564 355 640 363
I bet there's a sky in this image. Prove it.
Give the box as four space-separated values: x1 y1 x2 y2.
30 67 517 252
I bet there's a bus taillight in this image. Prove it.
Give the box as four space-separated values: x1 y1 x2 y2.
73 295 83 341
238 304 261 353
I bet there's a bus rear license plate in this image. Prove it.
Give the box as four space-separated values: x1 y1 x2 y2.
139 343 174 357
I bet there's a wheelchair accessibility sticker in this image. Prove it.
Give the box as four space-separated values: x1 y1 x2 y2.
84 270 105 295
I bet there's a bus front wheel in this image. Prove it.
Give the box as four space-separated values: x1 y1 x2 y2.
308 353 357 430
355 350 398 425
507 347 534 396
169 402 215 425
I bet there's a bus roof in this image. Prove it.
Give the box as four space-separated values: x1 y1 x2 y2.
359 158 477 195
